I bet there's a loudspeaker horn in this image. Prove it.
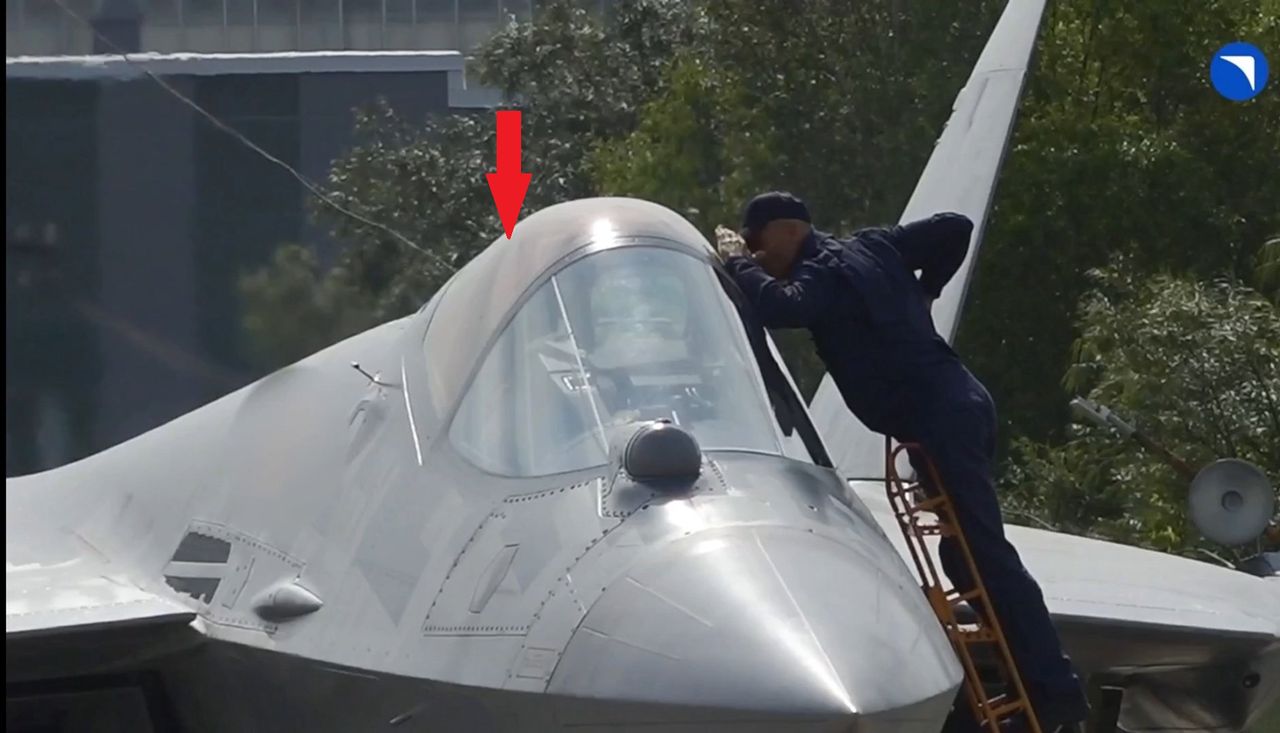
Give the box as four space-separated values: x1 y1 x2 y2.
1188 458 1276 546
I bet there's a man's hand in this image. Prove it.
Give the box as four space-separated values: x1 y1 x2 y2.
714 225 747 262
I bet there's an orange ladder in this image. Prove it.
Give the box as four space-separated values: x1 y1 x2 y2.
884 438 1043 733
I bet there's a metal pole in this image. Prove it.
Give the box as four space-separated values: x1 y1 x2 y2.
338 0 345 49
381 0 387 49
1128 430 1198 481
1071 397 1198 480
252 0 259 51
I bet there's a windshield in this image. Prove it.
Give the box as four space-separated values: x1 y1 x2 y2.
449 246 782 477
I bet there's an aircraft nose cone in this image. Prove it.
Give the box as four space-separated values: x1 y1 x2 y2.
549 527 959 723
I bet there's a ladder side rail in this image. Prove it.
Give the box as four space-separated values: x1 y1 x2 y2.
885 439 1044 733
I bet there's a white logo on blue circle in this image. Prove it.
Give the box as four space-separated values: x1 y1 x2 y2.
1210 42 1268 101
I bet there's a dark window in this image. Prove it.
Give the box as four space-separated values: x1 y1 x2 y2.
171 532 231 563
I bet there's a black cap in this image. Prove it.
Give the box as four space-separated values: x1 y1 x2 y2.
741 191 810 238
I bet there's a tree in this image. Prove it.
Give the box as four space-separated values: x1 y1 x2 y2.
1002 263 1280 561
239 0 701 368
960 0 1280 455
238 244 375 368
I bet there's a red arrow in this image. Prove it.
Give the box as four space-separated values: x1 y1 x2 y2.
485 110 532 239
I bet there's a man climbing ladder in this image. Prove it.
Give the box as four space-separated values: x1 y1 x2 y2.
889 439 1046 732
716 191 1090 732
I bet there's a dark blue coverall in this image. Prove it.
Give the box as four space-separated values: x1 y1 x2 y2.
724 214 1083 722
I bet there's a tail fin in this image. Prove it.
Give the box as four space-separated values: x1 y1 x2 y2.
809 0 1048 478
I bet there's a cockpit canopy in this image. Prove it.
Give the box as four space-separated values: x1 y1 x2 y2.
422 198 828 477
450 245 781 476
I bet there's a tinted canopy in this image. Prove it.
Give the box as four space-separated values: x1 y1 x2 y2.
423 198 719 416
450 245 783 477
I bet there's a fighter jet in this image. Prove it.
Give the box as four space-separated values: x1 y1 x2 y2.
7 1 1278 732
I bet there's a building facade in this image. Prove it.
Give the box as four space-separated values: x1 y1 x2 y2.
5 0 607 55
5 44 503 475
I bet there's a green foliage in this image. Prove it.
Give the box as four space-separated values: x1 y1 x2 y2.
1004 265 1280 558
240 0 699 364
479 0 704 204
959 0 1280 454
593 55 752 231
238 244 374 369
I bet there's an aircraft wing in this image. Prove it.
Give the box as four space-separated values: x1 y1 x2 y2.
1024 532 1280 733
810 0 1046 479
6 556 193 638
6 482 203 683
853 482 1280 732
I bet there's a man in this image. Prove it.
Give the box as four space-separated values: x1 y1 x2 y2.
717 191 1089 733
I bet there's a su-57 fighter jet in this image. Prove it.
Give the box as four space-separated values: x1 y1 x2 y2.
7 1 1278 731
10 192 968 731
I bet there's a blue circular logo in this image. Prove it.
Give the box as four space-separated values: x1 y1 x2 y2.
1210 42 1268 101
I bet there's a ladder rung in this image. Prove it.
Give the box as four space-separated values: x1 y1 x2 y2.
984 693 1011 708
907 495 948 513
908 516 956 532
953 627 996 643
947 589 984 603
989 700 1028 718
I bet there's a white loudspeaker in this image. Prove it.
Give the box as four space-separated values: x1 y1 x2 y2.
1188 459 1276 546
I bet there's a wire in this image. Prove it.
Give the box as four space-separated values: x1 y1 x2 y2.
48 0 461 281
1001 508 1060 532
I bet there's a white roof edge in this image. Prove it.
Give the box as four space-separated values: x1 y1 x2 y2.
6 50 466 80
